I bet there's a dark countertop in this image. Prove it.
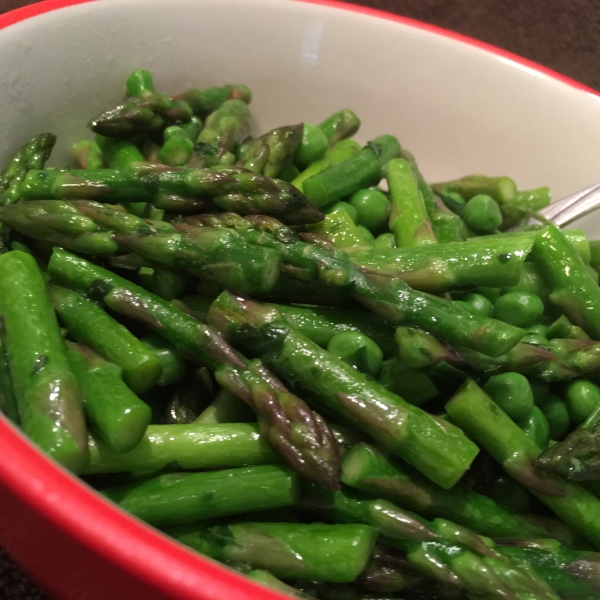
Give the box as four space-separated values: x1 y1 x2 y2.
0 0 598 597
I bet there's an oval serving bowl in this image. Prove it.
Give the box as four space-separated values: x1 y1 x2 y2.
0 1 599 598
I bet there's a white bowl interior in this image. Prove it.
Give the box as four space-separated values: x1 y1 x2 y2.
1 0 600 233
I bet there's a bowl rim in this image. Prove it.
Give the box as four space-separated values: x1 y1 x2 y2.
0 1 598 599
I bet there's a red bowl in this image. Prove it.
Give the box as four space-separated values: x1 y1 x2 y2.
0 1 598 599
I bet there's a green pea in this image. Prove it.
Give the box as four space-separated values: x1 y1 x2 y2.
502 262 549 298
278 163 301 182
463 194 502 233
518 405 550 449
474 287 502 303
460 293 493 317
565 380 600 425
323 201 358 223
493 292 544 328
490 476 531 513
293 123 329 169
484 372 534 420
372 233 396 250
356 225 375 245
540 395 570 441
327 331 383 378
349 189 390 232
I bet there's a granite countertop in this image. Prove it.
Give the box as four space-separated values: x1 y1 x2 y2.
0 0 598 597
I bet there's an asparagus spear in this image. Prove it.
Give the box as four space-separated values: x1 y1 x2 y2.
497 538 600 598
188 99 251 168
531 225 600 340
302 135 402 207
73 140 106 169
48 249 341 490
84 423 278 474
185 214 525 356
339 443 571 544
386 158 437 248
445 379 600 550
208 291 479 489
344 235 533 293
0 251 87 471
174 84 252 117
164 521 377 583
0 200 283 294
0 201 119 256
300 484 559 599
66 341 151 453
102 465 297 526
318 109 361 147
19 165 324 224
89 71 193 139
241 124 303 178
0 133 56 204
292 139 362 192
48 284 162 394
533 410 600 481
181 294 396 357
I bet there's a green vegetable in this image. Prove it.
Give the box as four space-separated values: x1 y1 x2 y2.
84 423 278 474
349 189 390 232
460 292 493 317
531 225 600 340
248 571 316 600
303 135 401 208
356 225 374 244
386 158 437 248
66 342 151 453
345 235 533 293
463 194 502 233
242 124 303 178
73 140 105 169
483 372 534 420
102 465 297 527
48 284 162 394
18 165 324 225
494 291 545 328
0 133 56 204
294 123 329 168
565 379 600 425
378 359 439 406
372 232 396 249
318 109 361 147
159 126 195 166
0 251 87 471
291 139 361 192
